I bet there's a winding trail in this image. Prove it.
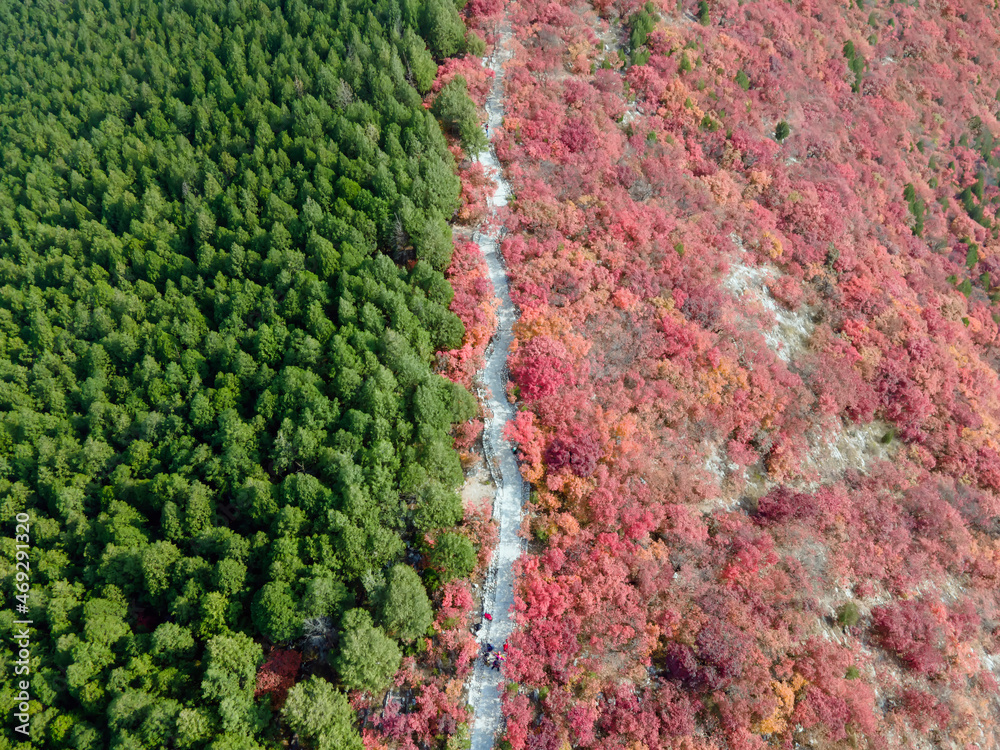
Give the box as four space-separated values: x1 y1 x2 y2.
465 16 526 750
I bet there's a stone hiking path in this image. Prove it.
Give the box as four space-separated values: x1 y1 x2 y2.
465 15 525 750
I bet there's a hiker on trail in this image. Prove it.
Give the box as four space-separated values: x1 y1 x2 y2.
484 613 492 621
503 642 508 652
486 643 494 653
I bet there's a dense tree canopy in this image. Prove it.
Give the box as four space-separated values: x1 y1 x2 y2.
432 75 489 154
0 0 482 746
377 563 434 642
332 608 402 694
282 676 363 750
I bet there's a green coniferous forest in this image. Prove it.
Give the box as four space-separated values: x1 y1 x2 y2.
0 0 483 746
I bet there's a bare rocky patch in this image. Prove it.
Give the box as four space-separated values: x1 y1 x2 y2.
723 234 816 363
696 418 897 515
693 234 899 515
461 455 496 514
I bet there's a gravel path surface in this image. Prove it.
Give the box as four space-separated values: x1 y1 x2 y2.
465 17 525 750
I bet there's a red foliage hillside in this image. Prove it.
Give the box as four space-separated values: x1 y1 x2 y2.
456 0 1000 746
